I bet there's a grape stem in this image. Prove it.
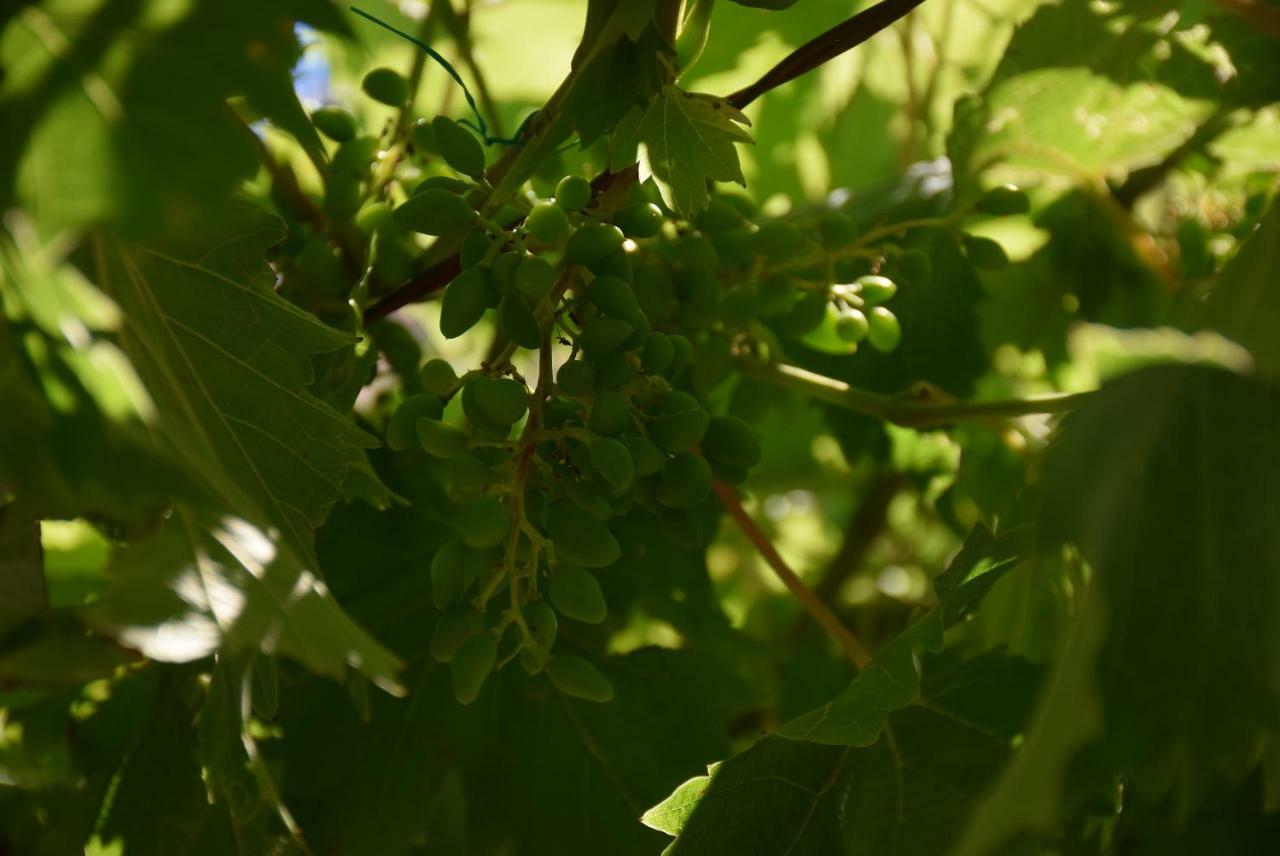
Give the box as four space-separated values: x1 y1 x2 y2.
713 482 872 670
741 361 1093 428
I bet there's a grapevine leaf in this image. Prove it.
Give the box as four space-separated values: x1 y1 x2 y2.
651 526 1029 849
1039 363 1280 813
609 86 753 216
93 207 380 564
662 651 1042 854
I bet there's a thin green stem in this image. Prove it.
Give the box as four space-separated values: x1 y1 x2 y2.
740 360 1091 428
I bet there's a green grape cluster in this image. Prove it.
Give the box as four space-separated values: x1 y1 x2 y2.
301 97 1001 708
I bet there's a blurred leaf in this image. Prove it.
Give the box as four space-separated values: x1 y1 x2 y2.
1040 364 1280 813
1189 202 1280 377
0 501 46 635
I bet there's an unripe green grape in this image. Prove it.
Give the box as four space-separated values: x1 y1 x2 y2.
324 171 362 219
547 503 620 568
588 389 631 436
564 224 625 266
416 417 469 459
547 655 613 703
866 306 902 353
441 453 491 502
752 221 803 260
710 227 755 268
964 235 1009 270
674 234 720 274
702 415 762 469
896 249 933 284
709 459 748 486
641 331 674 375
621 437 666 476
621 313 651 350
311 106 357 142
432 115 487 181
414 175 473 196
430 607 484 663
587 248 633 282
499 295 542 350
387 394 444 451
632 265 676 325
589 438 635 494
614 202 663 239
555 175 592 211
526 201 572 246
462 376 528 428
592 352 635 392
854 274 897 305
459 230 492 269
457 496 510 548
648 392 709 453
663 508 703 551
578 316 634 356
834 307 869 343
411 118 437 154
522 601 558 665
549 566 608 624
718 285 760 328
758 273 795 318
778 292 828 338
488 251 523 295
420 359 458 395
451 632 497 705
542 396 583 430
362 67 408 106
820 211 859 247
515 256 555 303
431 538 493 608
588 276 642 322
666 334 693 377
331 136 379 176
562 475 613 520
977 184 1030 216
356 201 394 234
657 451 712 509
556 360 595 397
394 189 476 236
695 197 744 233
440 269 491 339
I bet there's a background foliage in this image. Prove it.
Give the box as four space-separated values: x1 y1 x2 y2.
2 0 1279 853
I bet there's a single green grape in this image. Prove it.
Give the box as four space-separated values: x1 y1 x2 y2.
451 632 497 705
432 115 487 181
393 190 476 236
439 269 491 339
459 230 493 269
431 539 493 608
578 316 634 356
416 418 469 459
854 275 897 305
564 223 625 266
614 202 663 239
461 376 528 428
976 184 1030 216
430 607 484 663
587 389 631 436
362 67 407 106
866 306 902 352
588 276 642 322
548 565 608 624
387 394 444 451
420 359 458 395
547 654 613 703
457 496 510 549
647 391 708 453
515 256 555 303
701 415 762 470
834 307 869 343
588 438 635 494
311 106 357 142
526 201 572 246
641 331 674 375
498 295 541 350
546 503 620 568
656 452 713 509
556 360 595 398
555 175 592 211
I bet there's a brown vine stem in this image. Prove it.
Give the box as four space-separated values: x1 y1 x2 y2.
727 0 928 109
713 482 872 670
